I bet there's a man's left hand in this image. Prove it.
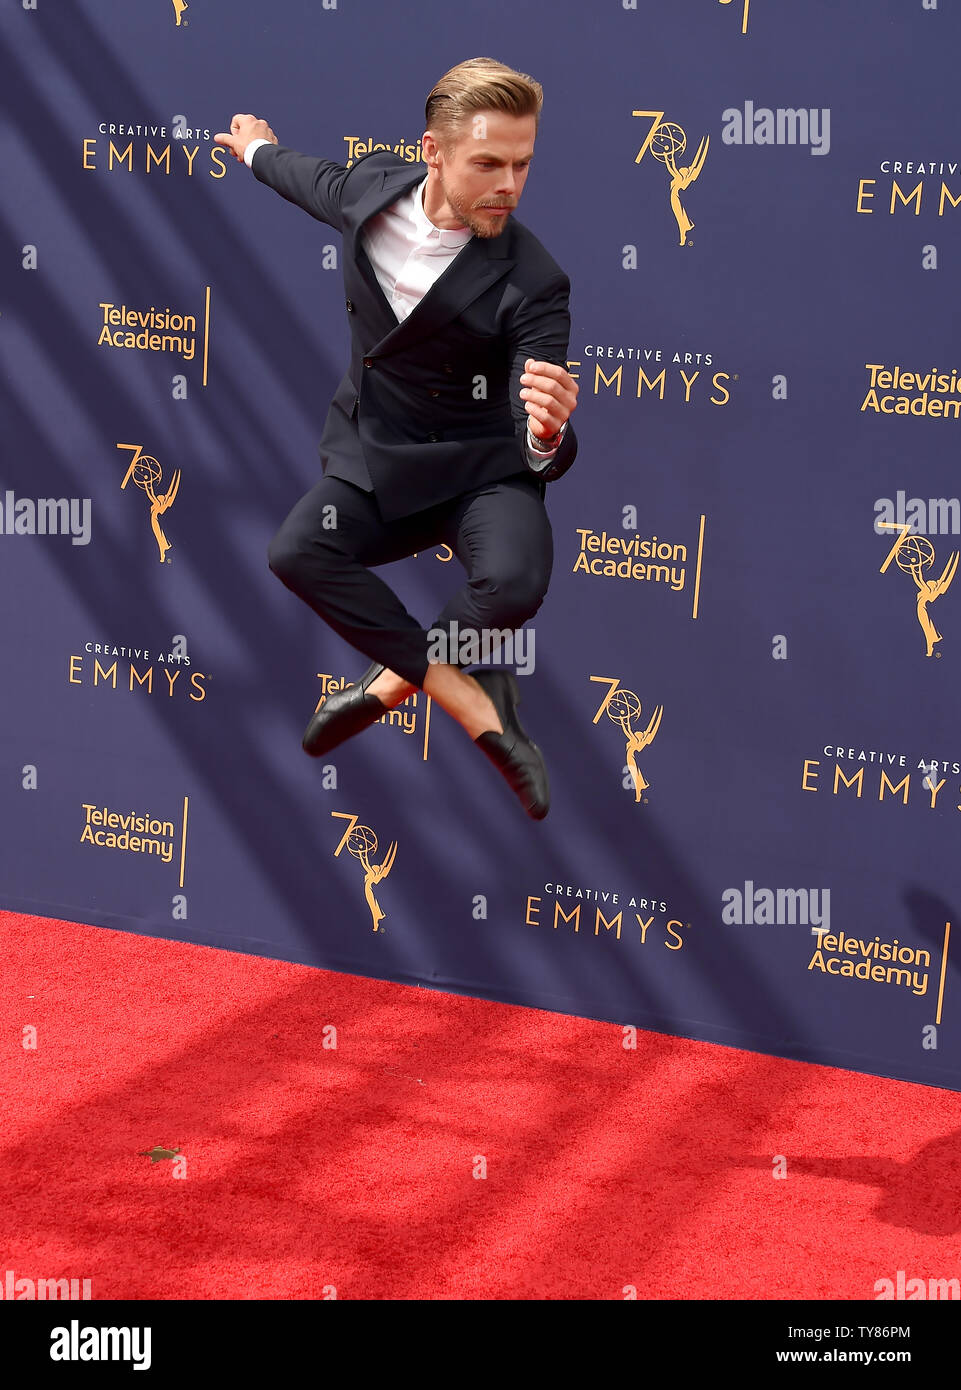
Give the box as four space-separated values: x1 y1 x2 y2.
520 359 579 440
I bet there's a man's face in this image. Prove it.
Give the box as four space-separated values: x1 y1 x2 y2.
429 110 536 238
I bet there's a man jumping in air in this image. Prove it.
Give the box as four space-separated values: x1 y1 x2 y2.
215 57 578 819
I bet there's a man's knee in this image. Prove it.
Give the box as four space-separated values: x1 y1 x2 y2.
473 566 549 627
268 521 341 587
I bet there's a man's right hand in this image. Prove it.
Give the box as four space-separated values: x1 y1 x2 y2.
213 114 278 164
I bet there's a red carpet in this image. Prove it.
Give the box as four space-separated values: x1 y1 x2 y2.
3 909 960 1300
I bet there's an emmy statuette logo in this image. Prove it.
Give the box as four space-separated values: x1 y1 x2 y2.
118 444 181 564
879 522 958 657
590 677 663 802
633 111 710 247
332 812 397 933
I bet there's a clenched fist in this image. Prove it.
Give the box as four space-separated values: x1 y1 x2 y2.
520 359 579 440
213 114 278 164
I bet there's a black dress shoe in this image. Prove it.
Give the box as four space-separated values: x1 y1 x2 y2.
302 662 386 757
472 670 550 820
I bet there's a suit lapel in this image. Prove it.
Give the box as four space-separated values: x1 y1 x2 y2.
350 163 424 234
347 165 424 329
349 160 517 356
371 232 516 357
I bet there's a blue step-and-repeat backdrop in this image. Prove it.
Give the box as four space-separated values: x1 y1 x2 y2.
2 0 958 1090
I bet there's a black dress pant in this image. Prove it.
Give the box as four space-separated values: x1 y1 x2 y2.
267 473 553 688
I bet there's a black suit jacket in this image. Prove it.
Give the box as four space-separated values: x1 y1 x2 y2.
252 144 578 521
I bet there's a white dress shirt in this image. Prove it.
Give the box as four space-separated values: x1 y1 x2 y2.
361 174 472 321
245 139 563 465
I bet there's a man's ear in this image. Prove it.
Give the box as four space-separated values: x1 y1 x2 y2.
423 130 450 169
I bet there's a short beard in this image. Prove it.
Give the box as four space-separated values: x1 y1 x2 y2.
443 178 511 240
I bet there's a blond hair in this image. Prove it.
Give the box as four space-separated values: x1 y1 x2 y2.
425 57 543 148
